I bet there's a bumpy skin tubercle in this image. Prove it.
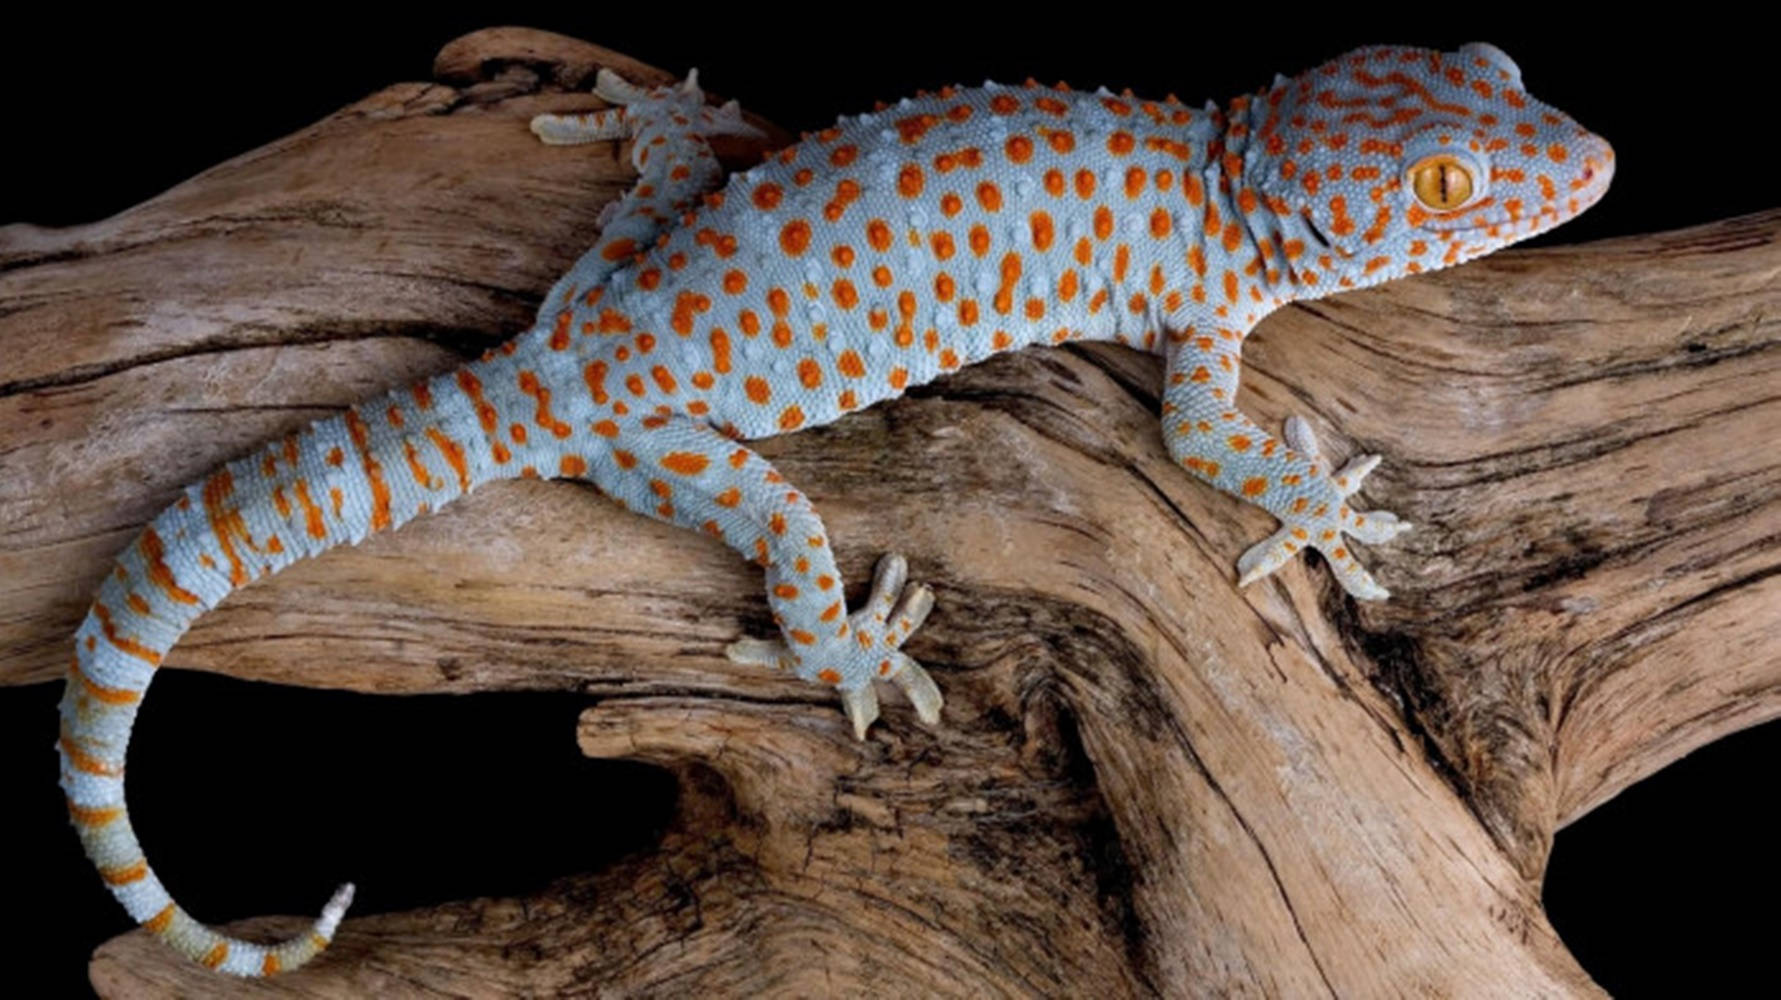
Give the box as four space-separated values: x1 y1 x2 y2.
60 43 1611 976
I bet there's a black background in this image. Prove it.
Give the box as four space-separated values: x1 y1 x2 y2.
4 11 1776 996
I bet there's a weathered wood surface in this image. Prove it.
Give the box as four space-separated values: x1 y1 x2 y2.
4 26 1778 999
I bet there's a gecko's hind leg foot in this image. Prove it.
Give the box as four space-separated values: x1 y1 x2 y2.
530 67 763 146
727 553 942 738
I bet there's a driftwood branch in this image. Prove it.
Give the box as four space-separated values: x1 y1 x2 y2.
4 27 1777 998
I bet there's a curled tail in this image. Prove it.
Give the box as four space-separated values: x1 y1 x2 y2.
61 64 750 976
57 365 504 975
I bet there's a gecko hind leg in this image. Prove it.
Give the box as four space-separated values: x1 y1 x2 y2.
727 553 942 739
528 68 763 321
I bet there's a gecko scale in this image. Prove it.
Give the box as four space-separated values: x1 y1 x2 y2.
57 42 1612 975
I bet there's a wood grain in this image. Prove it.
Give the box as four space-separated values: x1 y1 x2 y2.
4 26 1777 998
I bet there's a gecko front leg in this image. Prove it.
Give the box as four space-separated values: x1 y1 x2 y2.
1161 329 1411 599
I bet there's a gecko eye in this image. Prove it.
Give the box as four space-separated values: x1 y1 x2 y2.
1408 155 1477 211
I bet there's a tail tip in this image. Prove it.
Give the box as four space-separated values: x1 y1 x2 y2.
317 882 355 938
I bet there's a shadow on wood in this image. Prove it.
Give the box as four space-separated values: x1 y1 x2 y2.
2 26 1777 998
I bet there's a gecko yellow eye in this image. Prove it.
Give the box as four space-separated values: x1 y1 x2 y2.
1408 155 1476 211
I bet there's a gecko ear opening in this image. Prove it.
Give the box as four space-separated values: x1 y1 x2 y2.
1457 42 1522 89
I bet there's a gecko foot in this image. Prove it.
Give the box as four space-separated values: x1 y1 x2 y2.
1236 418 1412 600
530 67 763 146
727 553 942 739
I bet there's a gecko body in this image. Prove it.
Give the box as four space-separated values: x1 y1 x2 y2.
59 43 1612 975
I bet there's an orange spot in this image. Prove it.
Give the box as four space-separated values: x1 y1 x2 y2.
746 376 771 404
344 410 392 531
898 164 925 198
798 358 823 389
69 657 139 705
715 487 741 507
60 730 118 775
896 112 939 143
867 218 893 252
780 219 812 256
201 943 229 970
833 279 860 310
1242 477 1268 497
779 405 805 431
614 450 637 470
139 528 199 605
199 470 255 586
661 452 710 476
144 903 175 934
66 798 122 827
420 429 468 493
817 667 841 683
100 858 148 886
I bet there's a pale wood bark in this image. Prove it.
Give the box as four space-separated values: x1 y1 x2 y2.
3 26 1777 999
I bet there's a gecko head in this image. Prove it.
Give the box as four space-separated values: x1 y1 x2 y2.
1242 42 1614 296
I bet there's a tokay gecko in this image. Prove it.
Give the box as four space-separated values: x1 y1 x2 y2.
57 42 1612 976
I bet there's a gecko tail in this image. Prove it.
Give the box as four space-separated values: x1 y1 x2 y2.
60 624 360 975
59 569 361 976
56 392 488 976
137 884 355 977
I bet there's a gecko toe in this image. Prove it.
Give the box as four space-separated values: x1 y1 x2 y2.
1347 509 1411 544
725 636 791 671
1283 415 1322 459
841 683 881 741
888 655 944 726
1332 454 1383 494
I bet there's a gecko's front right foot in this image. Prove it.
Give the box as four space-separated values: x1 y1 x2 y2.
727 553 942 739
1235 417 1412 600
